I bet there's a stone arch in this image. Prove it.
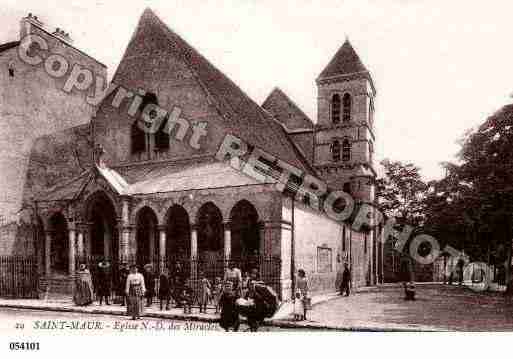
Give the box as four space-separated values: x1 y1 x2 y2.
130 200 163 226
230 199 260 260
196 202 224 260
84 190 118 261
135 206 159 267
83 190 120 221
164 204 191 260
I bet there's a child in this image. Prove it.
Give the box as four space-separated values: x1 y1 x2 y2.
293 290 304 321
241 271 250 298
158 269 171 311
212 277 223 313
218 282 239 332
297 269 309 320
181 278 193 314
198 271 211 313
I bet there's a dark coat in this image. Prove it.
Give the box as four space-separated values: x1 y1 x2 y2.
159 274 171 298
144 271 156 298
342 268 351 284
219 292 240 331
96 265 112 296
117 268 129 296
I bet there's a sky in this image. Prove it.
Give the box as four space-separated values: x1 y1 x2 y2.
2 0 513 180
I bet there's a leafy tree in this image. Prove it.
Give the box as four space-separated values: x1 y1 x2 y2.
376 159 428 226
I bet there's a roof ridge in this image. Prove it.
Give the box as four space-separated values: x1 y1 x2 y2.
318 39 369 80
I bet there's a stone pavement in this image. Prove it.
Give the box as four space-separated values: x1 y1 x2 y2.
1 283 509 331
278 283 513 331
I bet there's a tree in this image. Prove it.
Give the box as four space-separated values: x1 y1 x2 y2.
376 159 428 281
456 104 513 293
376 159 428 226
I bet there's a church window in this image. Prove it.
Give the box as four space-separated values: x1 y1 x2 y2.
342 139 351 161
343 93 351 122
331 139 341 161
343 182 351 194
8 68 14 77
331 94 341 124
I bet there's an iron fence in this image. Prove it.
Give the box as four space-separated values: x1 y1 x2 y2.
76 254 282 305
0 256 39 299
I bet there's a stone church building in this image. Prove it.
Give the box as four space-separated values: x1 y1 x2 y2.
0 9 383 299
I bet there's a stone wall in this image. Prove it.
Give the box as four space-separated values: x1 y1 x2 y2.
281 197 373 296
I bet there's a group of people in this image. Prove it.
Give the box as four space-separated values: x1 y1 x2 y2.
72 261 281 327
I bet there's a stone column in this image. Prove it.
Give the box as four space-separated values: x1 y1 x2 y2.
84 223 92 258
120 197 131 264
224 221 231 261
68 225 76 275
158 225 166 273
76 229 84 261
190 223 198 278
44 230 52 277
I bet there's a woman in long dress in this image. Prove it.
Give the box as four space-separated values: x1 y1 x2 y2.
125 264 146 320
74 264 94 306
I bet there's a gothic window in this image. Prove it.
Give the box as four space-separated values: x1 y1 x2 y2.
131 121 146 154
343 182 351 194
342 139 351 162
331 94 341 124
343 93 351 122
331 139 341 162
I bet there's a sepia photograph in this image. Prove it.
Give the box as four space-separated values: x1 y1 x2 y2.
0 0 512 356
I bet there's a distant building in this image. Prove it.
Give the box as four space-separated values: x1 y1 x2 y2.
1 9 383 299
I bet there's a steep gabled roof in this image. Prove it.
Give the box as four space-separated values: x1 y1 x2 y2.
0 41 20 54
318 39 369 80
111 8 313 174
262 87 313 130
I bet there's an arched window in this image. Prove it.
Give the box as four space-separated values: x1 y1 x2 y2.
331 94 341 124
342 139 351 162
331 139 341 161
343 182 351 194
131 121 146 154
343 93 351 122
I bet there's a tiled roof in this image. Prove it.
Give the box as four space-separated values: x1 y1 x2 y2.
112 8 314 175
262 87 313 130
0 41 20 54
39 161 276 200
318 39 369 80
125 161 274 195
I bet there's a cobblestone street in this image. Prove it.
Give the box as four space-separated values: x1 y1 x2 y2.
298 284 513 331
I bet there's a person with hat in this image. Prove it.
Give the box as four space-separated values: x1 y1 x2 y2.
218 281 240 332
125 264 146 320
97 259 112 305
158 268 171 311
117 262 129 306
143 263 156 307
73 263 94 306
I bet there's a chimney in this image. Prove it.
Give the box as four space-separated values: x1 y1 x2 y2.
20 13 44 38
51 27 73 44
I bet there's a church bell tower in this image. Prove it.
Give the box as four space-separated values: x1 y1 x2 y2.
314 39 377 204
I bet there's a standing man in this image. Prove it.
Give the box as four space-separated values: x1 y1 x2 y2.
97 259 112 305
340 263 351 296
